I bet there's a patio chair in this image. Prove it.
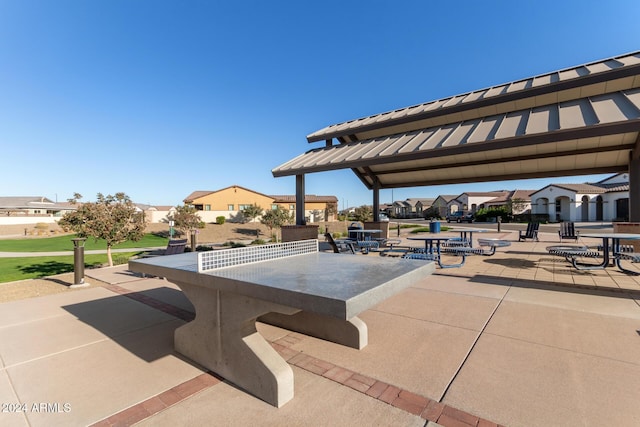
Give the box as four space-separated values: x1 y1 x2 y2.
324 233 356 254
558 222 579 242
518 222 539 242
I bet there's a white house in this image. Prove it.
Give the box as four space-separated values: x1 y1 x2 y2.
0 197 76 225
530 173 629 222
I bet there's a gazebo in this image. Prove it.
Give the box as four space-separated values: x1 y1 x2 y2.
273 51 640 229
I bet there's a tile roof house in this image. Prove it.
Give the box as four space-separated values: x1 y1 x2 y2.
184 185 338 223
392 198 434 218
0 197 77 225
530 173 629 222
485 190 537 215
448 192 510 215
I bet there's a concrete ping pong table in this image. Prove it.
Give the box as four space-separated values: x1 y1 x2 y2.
128 240 435 407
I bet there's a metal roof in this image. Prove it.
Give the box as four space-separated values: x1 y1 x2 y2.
273 51 640 190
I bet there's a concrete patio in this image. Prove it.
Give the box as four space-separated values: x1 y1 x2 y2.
1 229 639 426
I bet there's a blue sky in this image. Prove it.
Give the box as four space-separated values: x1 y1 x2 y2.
1 1 639 208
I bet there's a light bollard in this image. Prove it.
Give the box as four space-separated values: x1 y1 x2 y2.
190 229 197 252
71 237 88 288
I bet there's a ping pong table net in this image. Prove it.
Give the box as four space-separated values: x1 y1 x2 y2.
197 239 319 272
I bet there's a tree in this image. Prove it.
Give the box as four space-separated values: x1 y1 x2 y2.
58 192 146 267
169 205 202 235
325 202 338 221
507 198 528 215
352 205 373 223
260 206 294 241
241 204 263 223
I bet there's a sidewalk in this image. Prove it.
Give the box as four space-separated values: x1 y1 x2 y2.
1 231 639 426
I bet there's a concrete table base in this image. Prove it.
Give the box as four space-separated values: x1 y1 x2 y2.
174 281 300 408
129 251 435 408
259 311 368 350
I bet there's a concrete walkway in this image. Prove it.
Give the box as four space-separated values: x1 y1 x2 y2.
1 230 639 426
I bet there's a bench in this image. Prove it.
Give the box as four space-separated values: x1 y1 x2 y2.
614 252 640 262
443 239 511 256
546 245 599 259
141 239 188 257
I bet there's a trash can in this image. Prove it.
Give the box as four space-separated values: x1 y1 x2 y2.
347 222 363 239
429 219 441 233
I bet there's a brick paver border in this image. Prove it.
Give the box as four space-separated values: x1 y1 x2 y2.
93 284 503 427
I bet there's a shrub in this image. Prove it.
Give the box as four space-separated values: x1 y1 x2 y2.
251 239 266 245
332 232 343 239
216 216 226 225
474 207 510 222
222 241 246 248
196 245 214 252
111 254 131 265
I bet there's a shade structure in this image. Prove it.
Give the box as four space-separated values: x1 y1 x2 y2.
273 52 640 190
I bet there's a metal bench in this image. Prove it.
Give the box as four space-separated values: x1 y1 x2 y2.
443 239 510 256
546 245 599 260
614 252 640 262
402 247 466 268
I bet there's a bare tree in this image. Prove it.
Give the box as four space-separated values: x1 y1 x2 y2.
58 193 145 267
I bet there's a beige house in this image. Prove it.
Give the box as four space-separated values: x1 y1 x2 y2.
184 185 338 223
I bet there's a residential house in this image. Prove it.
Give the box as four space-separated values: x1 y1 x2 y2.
269 195 338 222
448 192 509 215
392 198 434 218
530 173 629 222
484 190 536 215
431 195 457 218
0 197 76 225
184 185 338 223
135 204 178 223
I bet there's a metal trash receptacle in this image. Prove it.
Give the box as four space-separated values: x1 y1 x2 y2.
347 222 363 239
429 220 441 233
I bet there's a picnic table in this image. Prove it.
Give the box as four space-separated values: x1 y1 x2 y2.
448 227 490 247
579 233 640 274
349 229 382 253
406 236 467 268
128 240 435 407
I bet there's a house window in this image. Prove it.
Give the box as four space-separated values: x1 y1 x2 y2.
289 204 295 211
228 204 234 211
271 204 278 210
239 204 250 211
204 205 211 211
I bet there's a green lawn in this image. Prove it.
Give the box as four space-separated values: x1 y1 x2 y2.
0 252 140 283
0 234 168 252
0 234 166 283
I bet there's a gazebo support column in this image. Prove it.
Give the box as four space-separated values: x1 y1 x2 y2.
282 174 318 242
630 145 640 222
296 174 305 225
372 179 380 222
